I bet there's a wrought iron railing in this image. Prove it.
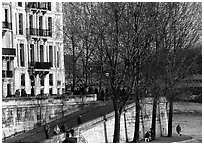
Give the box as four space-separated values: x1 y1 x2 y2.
2 21 12 29
27 28 52 37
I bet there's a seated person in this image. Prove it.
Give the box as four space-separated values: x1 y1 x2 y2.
144 131 150 142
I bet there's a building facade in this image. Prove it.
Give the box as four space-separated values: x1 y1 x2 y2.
2 2 65 97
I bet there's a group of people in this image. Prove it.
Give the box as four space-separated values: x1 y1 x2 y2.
44 123 75 139
44 114 82 140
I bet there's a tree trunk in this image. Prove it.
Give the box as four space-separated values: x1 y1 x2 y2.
132 96 140 142
151 96 157 140
113 109 121 143
71 36 76 92
168 96 173 137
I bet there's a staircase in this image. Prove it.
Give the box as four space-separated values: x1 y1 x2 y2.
78 133 88 143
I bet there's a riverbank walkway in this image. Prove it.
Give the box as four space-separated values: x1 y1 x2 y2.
3 100 195 143
3 101 113 143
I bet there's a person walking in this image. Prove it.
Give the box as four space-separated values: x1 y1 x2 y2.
70 128 75 137
61 123 68 133
44 123 50 139
53 124 60 135
176 124 182 136
77 114 82 125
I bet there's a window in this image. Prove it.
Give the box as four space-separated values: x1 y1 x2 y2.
7 84 11 96
49 88 52 95
57 50 60 68
21 74 25 86
48 17 52 36
18 2 22 7
40 89 44 95
5 9 8 22
7 61 10 71
49 46 53 66
40 45 44 62
48 2 51 10
40 78 44 86
29 15 33 34
30 44 34 63
20 44 24 66
49 74 53 86
19 13 23 35
57 88 60 95
39 16 43 35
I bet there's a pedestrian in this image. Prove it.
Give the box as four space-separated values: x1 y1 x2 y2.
62 132 70 143
144 131 150 142
53 124 60 135
70 128 75 137
61 123 68 133
44 123 50 139
176 124 182 136
77 114 82 125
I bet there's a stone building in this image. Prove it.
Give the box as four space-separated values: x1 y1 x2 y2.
2 2 65 97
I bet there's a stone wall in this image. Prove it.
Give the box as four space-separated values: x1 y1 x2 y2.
45 97 168 143
80 97 168 143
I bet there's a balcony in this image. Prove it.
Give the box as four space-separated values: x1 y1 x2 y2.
2 70 13 78
2 48 16 56
27 2 51 11
27 28 52 37
2 22 12 29
29 62 52 69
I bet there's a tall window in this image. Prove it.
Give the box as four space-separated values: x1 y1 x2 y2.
5 9 8 22
40 78 44 86
7 84 11 96
20 44 24 66
49 88 52 95
57 50 60 68
19 13 23 35
29 15 33 34
49 46 53 66
7 61 10 71
49 74 53 86
39 16 43 35
40 45 44 62
30 44 34 63
48 17 52 36
48 2 51 10
21 74 25 86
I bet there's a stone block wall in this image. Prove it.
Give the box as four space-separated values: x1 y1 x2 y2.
80 97 168 143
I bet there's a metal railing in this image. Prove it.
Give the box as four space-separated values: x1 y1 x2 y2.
2 22 12 29
2 70 13 78
27 28 52 37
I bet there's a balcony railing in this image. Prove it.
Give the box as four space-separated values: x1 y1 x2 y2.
27 28 52 37
2 48 16 56
2 22 12 29
27 2 51 11
29 61 52 69
2 70 13 78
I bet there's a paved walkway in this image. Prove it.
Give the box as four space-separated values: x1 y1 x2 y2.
3 100 195 143
149 135 192 143
3 101 113 143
